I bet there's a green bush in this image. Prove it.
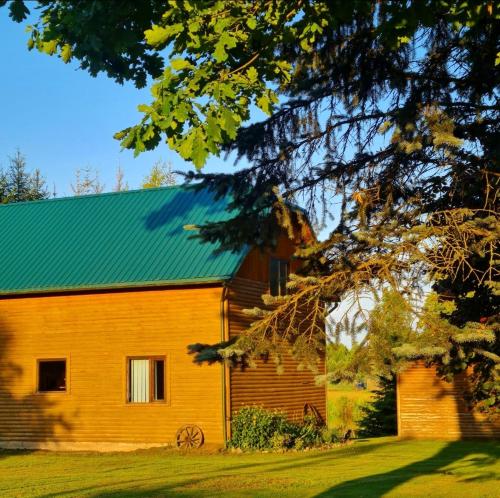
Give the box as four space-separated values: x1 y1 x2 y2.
329 395 366 435
229 406 329 451
320 427 341 444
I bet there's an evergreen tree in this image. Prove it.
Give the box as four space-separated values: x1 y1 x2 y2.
71 167 104 196
0 150 48 203
358 376 397 437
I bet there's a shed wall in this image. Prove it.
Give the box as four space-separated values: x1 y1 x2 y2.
0 286 224 450
397 362 500 439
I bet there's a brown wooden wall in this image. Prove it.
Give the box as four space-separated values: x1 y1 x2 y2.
226 237 327 429
397 362 500 440
0 286 225 450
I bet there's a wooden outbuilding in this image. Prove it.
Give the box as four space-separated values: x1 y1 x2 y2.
0 185 325 451
397 362 499 439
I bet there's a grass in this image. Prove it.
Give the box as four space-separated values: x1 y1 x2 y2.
0 438 498 497
0 388 497 497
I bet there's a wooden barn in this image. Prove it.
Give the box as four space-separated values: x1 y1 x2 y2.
0 185 326 451
397 362 500 439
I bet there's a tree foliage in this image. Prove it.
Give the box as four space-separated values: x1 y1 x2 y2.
113 166 128 192
4 1 499 411
326 343 353 378
71 167 104 196
142 160 177 188
0 150 48 203
328 290 416 382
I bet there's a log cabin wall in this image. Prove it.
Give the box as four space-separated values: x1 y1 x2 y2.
0 285 225 451
226 236 327 429
397 362 500 439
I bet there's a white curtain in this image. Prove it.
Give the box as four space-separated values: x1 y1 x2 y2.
130 359 149 402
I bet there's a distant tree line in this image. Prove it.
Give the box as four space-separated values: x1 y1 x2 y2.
1 151 178 204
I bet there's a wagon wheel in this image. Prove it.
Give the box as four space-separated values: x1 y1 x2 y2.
303 403 324 426
176 425 204 449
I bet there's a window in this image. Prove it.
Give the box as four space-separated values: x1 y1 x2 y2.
269 258 289 296
38 360 66 392
128 357 165 403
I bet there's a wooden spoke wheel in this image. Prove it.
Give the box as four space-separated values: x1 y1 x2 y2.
176 425 204 449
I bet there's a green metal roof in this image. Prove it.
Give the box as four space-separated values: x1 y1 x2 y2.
0 185 249 295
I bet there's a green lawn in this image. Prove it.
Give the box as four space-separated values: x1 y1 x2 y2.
0 438 498 497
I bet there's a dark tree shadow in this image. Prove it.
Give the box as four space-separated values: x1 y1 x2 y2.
315 370 500 497
313 440 499 497
0 317 72 452
34 440 394 497
143 185 232 234
27 438 499 498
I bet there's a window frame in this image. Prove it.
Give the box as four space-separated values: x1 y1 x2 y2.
36 358 68 394
126 356 167 404
269 257 289 296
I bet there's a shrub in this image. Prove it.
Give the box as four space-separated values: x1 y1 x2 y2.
229 406 292 450
329 396 360 433
269 432 293 450
337 396 356 432
321 427 341 444
229 406 326 451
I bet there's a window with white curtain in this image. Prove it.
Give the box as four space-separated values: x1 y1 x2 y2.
128 357 165 403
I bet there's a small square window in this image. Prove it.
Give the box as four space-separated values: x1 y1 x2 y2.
270 258 289 296
38 360 66 392
128 357 166 403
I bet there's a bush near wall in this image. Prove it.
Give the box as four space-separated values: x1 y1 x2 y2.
229 406 335 451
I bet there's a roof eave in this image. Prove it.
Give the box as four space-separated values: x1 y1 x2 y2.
0 276 233 297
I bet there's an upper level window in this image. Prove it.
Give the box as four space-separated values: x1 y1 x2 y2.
128 357 165 403
38 359 66 392
270 258 289 296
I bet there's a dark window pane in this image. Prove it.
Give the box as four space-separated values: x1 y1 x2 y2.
270 258 280 296
39 360 66 392
279 261 288 296
154 360 165 401
270 258 289 296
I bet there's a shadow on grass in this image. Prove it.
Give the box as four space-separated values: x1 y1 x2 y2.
313 440 499 497
35 440 392 498
32 439 499 498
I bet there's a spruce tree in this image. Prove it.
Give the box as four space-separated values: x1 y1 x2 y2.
0 150 48 204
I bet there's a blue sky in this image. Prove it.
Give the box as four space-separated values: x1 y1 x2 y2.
0 9 244 196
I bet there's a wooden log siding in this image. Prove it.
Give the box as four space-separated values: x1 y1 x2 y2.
397 362 500 440
0 286 225 451
227 276 326 425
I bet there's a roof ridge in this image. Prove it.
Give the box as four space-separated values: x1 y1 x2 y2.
0 183 194 209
